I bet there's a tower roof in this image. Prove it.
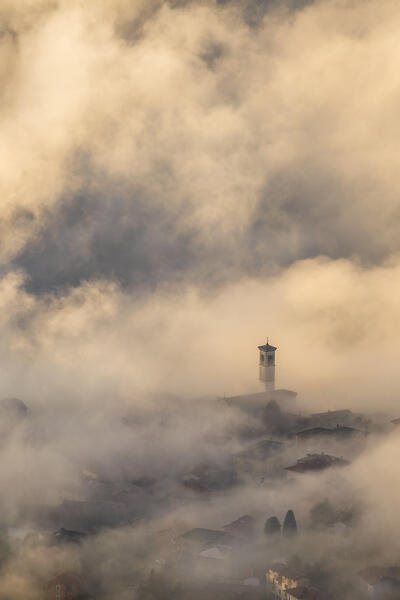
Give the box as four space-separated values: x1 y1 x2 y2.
258 342 277 352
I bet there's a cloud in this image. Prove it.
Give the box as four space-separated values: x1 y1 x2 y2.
0 254 400 410
1 2 400 595
0 0 397 293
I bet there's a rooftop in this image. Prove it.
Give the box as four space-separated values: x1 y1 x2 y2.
268 561 305 580
285 453 349 473
286 586 328 600
53 527 87 544
294 427 333 438
311 410 352 418
177 528 234 548
199 546 230 560
236 438 283 461
358 567 400 586
295 426 365 439
181 463 236 492
258 342 277 352
271 389 297 398
223 515 256 538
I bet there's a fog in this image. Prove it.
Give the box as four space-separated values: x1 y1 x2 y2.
0 0 399 598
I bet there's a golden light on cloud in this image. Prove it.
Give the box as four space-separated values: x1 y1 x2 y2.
0 2 399 597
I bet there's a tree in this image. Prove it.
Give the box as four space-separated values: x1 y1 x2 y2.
263 400 289 435
264 516 281 537
282 510 297 537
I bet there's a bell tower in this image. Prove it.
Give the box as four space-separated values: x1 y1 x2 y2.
258 339 277 393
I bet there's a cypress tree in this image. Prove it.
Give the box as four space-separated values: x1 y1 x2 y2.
264 516 281 537
282 509 297 537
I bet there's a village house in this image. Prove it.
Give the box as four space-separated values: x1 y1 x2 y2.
358 567 400 599
174 528 235 556
45 572 90 600
173 528 235 582
290 426 368 458
195 545 232 580
181 462 236 492
269 389 298 411
233 439 283 477
285 453 349 474
285 585 328 600
266 562 309 600
308 409 368 430
222 515 256 540
293 425 367 446
52 527 87 545
221 389 297 420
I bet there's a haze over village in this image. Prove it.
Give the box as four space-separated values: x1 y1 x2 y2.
1 0 400 599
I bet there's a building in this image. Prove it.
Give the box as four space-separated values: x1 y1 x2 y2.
285 453 349 474
308 410 358 429
258 340 277 392
223 389 296 419
45 572 89 600
181 463 236 493
195 545 232 580
266 562 309 600
270 389 297 411
222 515 256 539
286 585 328 600
221 340 298 417
233 438 284 480
292 426 367 453
175 528 235 554
52 528 87 545
235 438 283 462
173 528 235 583
358 567 400 598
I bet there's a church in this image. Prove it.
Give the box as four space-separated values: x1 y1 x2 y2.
222 340 297 415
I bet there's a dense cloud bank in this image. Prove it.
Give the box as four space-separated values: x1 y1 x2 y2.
0 0 400 291
1 257 400 406
0 1 400 598
0 0 398 400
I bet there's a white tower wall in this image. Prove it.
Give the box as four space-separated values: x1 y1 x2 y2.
258 341 277 392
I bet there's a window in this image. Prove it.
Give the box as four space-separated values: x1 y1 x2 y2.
260 353 264 362
55 585 60 592
267 354 274 365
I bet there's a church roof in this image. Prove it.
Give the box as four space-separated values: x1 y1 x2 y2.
258 342 277 352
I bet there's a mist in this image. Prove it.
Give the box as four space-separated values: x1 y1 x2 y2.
0 0 399 598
